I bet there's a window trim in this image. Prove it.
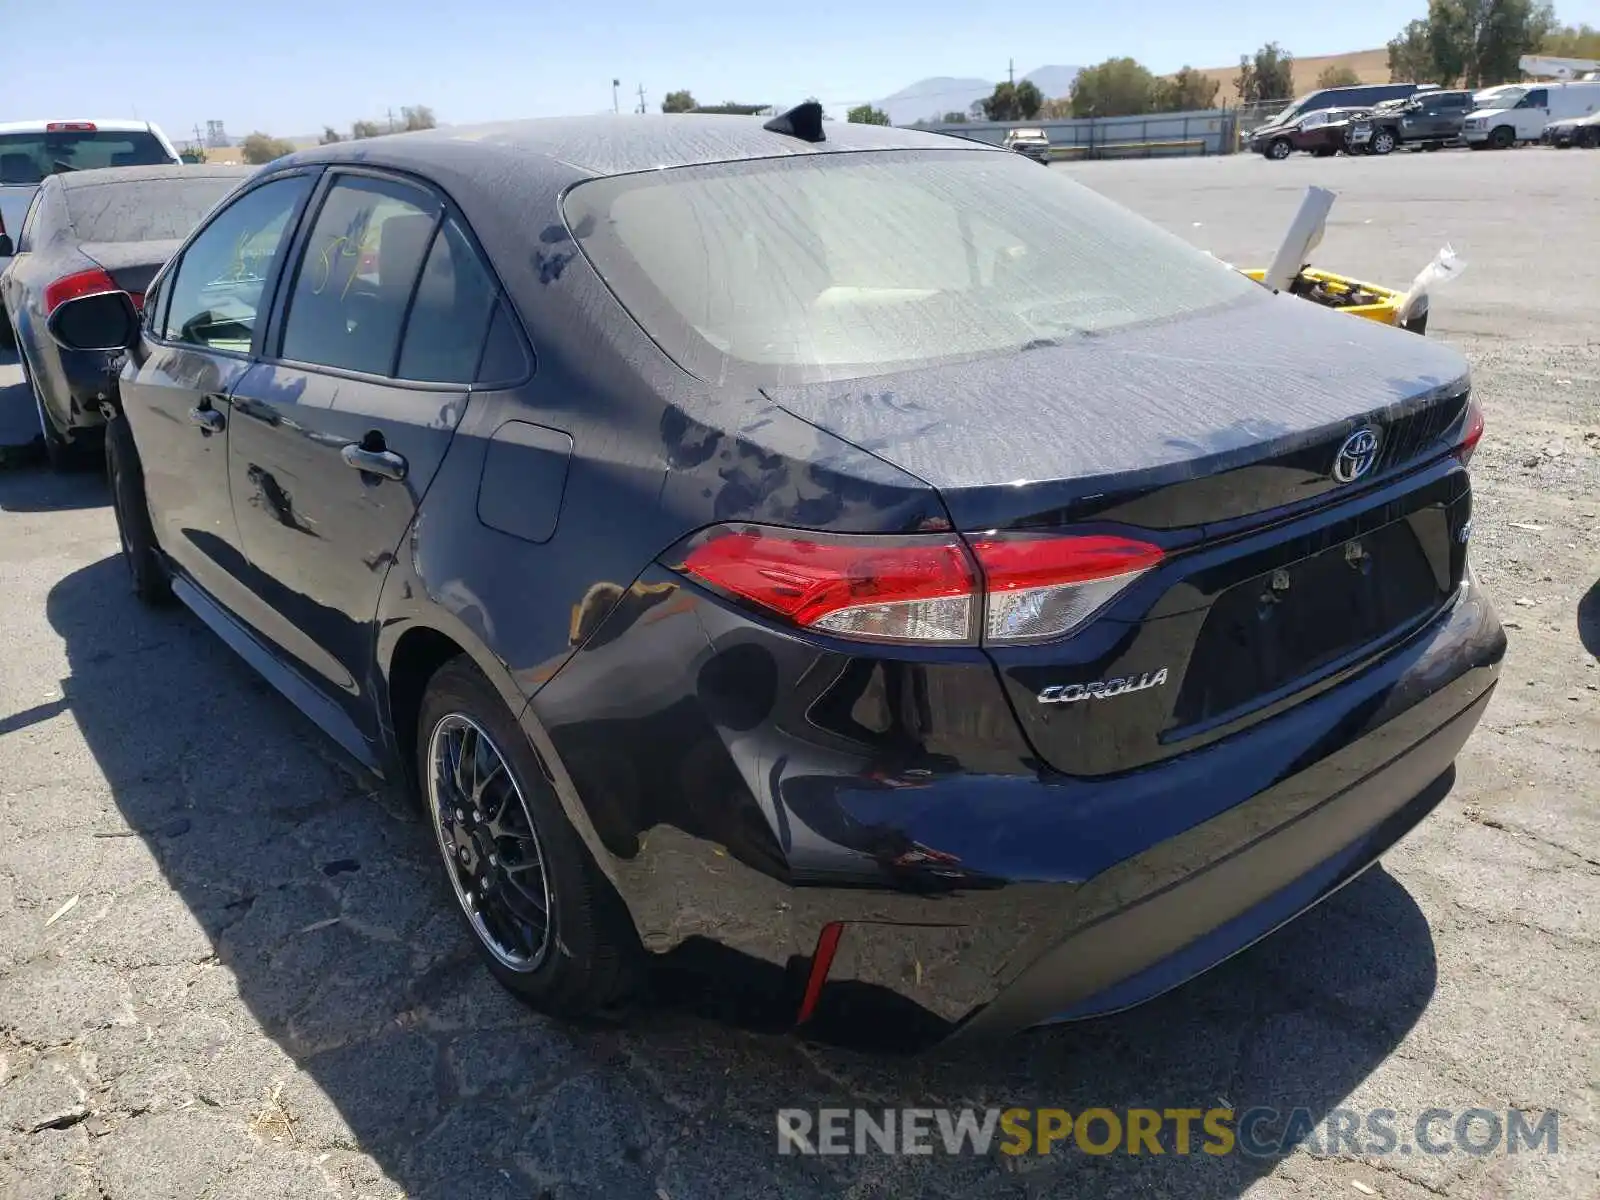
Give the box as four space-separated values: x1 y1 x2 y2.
261 164 535 392
141 166 323 360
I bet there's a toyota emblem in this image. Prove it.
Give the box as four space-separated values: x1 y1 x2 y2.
1333 428 1381 483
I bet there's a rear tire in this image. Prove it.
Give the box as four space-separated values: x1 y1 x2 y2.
20 352 73 472
105 414 172 606
0 307 14 351
417 657 643 1020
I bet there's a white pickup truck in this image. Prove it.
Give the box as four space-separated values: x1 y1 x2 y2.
0 119 181 345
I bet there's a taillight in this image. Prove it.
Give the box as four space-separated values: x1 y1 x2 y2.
668 524 1164 645
44 268 118 314
45 121 97 132
676 526 977 643
969 533 1164 643
1456 396 1484 466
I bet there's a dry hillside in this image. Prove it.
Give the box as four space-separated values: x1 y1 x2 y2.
1164 48 1391 107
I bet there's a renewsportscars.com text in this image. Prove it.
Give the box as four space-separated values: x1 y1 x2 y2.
776 1107 1561 1158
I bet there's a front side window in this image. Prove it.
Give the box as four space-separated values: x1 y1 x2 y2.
162 174 313 352
0 129 175 186
566 148 1261 384
278 175 441 376
1516 89 1549 109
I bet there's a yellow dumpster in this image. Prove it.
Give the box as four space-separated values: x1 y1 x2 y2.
1241 267 1423 334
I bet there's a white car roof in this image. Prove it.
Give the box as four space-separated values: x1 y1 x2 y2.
0 119 157 133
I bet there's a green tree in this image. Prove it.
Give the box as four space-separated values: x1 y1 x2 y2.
847 104 890 125
240 132 296 165
1069 58 1157 117
1153 65 1221 111
401 105 436 132
1542 22 1600 57
1316 64 1363 88
319 126 343 144
1236 42 1296 102
1411 0 1554 87
1039 96 1074 118
662 90 697 113
350 120 382 140
940 110 968 123
692 102 771 115
979 80 1044 121
1388 20 1435 81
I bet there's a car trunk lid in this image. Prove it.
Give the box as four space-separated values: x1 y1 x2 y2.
764 292 1475 775
78 238 183 298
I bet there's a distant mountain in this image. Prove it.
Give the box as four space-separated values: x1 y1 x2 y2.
879 65 1081 125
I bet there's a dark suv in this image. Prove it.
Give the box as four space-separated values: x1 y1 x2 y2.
1255 82 1435 140
1371 90 1475 151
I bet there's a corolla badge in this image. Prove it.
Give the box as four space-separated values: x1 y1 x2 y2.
1038 669 1169 705
1333 427 1381 483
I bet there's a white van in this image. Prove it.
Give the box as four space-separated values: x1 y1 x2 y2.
1461 80 1600 147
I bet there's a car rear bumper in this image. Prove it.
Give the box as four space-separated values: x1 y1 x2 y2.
528 567 1503 1044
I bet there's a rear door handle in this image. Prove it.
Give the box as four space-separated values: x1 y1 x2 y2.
341 443 408 481
189 406 224 433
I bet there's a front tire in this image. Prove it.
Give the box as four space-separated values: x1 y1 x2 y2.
1370 129 1397 155
1266 138 1292 160
1489 125 1515 149
105 414 172 605
417 658 643 1019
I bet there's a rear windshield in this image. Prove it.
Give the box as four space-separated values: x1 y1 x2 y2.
564 148 1260 384
64 176 242 243
0 130 176 186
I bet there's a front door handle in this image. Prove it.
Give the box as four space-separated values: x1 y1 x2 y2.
341 442 408 481
189 406 224 433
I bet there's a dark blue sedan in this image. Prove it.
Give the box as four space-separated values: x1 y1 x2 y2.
39 107 1503 1044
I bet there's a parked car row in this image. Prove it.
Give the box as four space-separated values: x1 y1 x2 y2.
11 107 1504 1043
1 161 252 466
1251 79 1600 159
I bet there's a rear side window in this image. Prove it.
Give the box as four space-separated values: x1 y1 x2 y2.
0 130 175 186
278 175 441 376
566 148 1261 384
395 218 499 383
64 176 243 243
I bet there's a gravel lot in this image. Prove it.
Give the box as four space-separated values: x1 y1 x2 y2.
1 147 1596 1200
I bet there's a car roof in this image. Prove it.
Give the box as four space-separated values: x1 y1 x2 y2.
282 114 998 181
45 164 252 191
0 119 157 134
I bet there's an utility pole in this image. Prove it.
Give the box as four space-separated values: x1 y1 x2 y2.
612 79 620 114
386 107 396 133
636 84 647 114
1008 59 1015 85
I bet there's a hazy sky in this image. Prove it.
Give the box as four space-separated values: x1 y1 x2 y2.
10 0 1600 141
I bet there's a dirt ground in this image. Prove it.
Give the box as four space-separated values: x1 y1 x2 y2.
0 147 1595 1199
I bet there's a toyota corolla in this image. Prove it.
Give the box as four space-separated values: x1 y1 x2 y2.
44 105 1503 1043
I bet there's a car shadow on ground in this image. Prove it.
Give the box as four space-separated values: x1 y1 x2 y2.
0 458 107 512
42 546 1443 1199
1578 577 1600 660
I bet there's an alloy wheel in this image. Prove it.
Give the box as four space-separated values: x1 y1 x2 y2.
427 712 553 972
1371 130 1396 155
1268 139 1291 160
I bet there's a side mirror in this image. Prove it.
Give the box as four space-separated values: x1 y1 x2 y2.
46 290 140 353
0 234 13 257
